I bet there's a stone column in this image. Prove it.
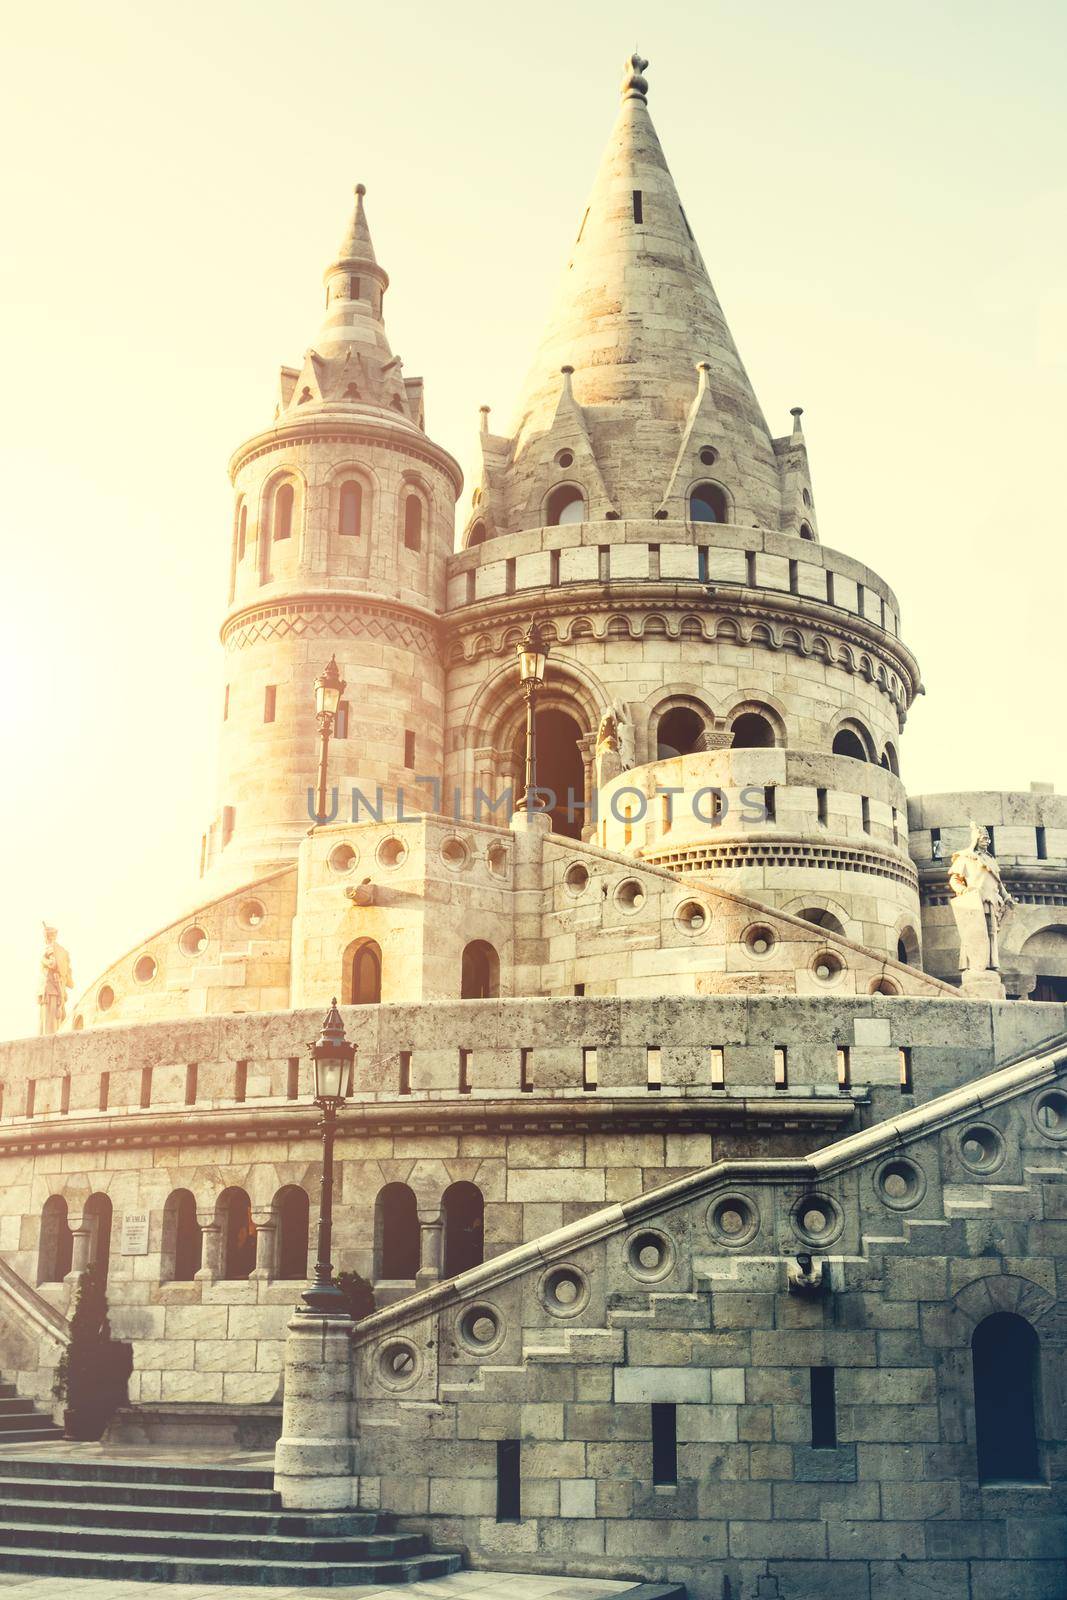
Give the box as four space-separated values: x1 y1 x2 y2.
577 733 598 841
64 1218 92 1305
251 1209 277 1282
415 1209 443 1290
195 1211 222 1283
273 1311 355 1509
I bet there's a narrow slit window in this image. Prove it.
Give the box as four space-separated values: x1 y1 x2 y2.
234 1060 248 1103
99 1072 110 1112
264 685 277 724
817 787 828 826
583 1046 598 1092
496 1439 521 1522
520 1048 533 1093
573 982 586 997
140 1067 152 1109
856 582 865 616
899 1047 913 1095
60 1076 71 1115
826 570 835 605
789 558 799 594
399 1051 412 1096
648 543 661 579
550 548 561 587
746 551 757 587
1036 826 1047 861
861 796 871 833
710 1046 725 1089
651 1402 678 1485
459 1048 472 1095
349 275 360 299
223 684 229 721
986 826 996 855
810 1366 837 1448
836 1047 851 1092
697 546 710 583
773 1047 788 1090
404 730 416 769
339 480 362 537
632 190 643 224
273 482 294 541
598 545 610 582
505 557 516 595
25 1080 35 1118
185 1063 198 1106
764 786 776 823
466 570 476 603
647 1046 662 1092
931 826 942 860
334 701 349 740
286 1057 300 1100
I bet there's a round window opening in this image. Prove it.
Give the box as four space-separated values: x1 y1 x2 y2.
959 1124 1005 1173
707 1194 760 1247
541 1264 589 1317
565 862 590 895
179 926 208 957
792 1194 842 1245
744 924 776 957
134 955 157 984
377 1340 420 1387
699 446 718 467
615 879 646 912
556 449 574 469
458 1304 502 1351
238 899 266 929
328 843 357 874
1034 1090 1067 1140
813 951 845 982
676 900 709 935
874 1157 926 1210
440 837 470 869
625 1228 674 1281
97 985 115 1012
377 836 408 870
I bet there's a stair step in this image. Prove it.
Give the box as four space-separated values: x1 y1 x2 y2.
0 1475 278 1512
0 1431 64 1445
0 1544 462 1586
0 1401 35 1418
0 1521 433 1562
0 1498 381 1538
0 1459 274 1488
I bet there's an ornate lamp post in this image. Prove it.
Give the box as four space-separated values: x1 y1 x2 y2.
300 1000 354 1315
515 620 550 811
312 656 346 825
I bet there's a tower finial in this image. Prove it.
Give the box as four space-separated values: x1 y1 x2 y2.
790 406 804 437
621 52 649 103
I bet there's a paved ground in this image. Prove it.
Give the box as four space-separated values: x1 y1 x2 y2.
0 1574 642 1598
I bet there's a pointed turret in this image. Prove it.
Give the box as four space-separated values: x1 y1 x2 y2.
494 56 785 531
274 184 422 427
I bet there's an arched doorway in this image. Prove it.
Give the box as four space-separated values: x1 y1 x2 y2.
274 1186 310 1280
374 1183 420 1280
343 939 382 1005
442 1182 484 1277
972 1312 1041 1482
461 941 500 999
513 708 585 839
83 1193 113 1289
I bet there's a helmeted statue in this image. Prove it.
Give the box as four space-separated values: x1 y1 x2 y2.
948 825 1013 990
38 924 74 1037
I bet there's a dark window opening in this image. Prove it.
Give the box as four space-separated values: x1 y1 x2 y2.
832 728 867 762
140 1067 152 1109
652 1402 678 1485
339 480 362 537
276 1187 310 1280
689 483 728 523
60 1076 70 1115
98 1072 109 1112
234 1060 248 1103
404 494 423 551
274 482 294 540
349 275 360 299
520 1048 533 1093
346 939 382 1006
398 1051 412 1095
817 787 829 826
1037 826 1047 861
546 485 585 526
443 1181 484 1277
286 1057 300 1099
461 941 499 999
973 1313 1041 1483
899 1047 913 1095
764 785 776 823
697 546 710 583
496 1439 521 1521
375 1183 419 1280
185 1063 198 1106
731 712 775 749
836 1047 851 1091
164 1189 202 1283
810 1366 837 1448
657 706 706 760
264 685 277 724
83 1193 112 1288
404 729 416 768
220 1187 256 1280
774 1047 788 1090
37 1196 73 1285
583 1046 598 1092
632 190 643 224
459 1048 472 1095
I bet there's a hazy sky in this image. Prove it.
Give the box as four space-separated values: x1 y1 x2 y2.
1 0 1064 1039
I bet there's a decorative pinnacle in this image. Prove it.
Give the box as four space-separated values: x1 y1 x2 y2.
621 52 649 102
790 405 804 435
355 182 366 197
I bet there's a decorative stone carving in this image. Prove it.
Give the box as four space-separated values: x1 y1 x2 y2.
38 925 73 1037
787 1252 828 1297
345 879 375 908
949 824 1014 997
595 705 634 790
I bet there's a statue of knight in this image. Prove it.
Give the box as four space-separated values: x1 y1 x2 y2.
38 924 74 1036
948 825 1014 997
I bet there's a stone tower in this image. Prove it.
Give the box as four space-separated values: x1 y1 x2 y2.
205 186 463 886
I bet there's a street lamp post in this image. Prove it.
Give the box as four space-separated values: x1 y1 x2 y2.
515 620 550 812
312 656 346 826
300 1000 354 1315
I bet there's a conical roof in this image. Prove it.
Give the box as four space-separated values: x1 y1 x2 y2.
504 55 781 525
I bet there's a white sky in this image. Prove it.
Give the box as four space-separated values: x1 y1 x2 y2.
1 0 1065 1038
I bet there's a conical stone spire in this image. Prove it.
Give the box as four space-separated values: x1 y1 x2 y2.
499 55 782 528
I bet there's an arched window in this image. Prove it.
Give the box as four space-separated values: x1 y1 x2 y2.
161 1189 201 1282
799 521 814 541
374 1183 419 1280
442 1182 484 1277
274 482 294 541
461 941 499 999
973 1313 1041 1483
37 1195 73 1285
403 494 423 551
338 480 362 538
896 927 919 966
798 908 846 936
545 485 586 526
83 1193 113 1288
274 1186 310 1280
344 939 382 1005
832 728 869 762
657 706 706 760
689 483 729 523
730 712 775 749
237 502 248 561
882 742 900 776
218 1187 256 1280
466 521 488 547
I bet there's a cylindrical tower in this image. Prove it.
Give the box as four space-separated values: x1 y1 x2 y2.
444 56 924 967
205 186 462 885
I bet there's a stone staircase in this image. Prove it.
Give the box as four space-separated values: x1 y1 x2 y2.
0 1456 462 1585
0 1382 62 1446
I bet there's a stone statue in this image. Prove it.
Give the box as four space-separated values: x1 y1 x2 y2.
595 709 625 789
948 824 1014 995
38 925 73 1037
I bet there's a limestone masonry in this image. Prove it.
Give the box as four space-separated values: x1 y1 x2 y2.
5 53 1067 1600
